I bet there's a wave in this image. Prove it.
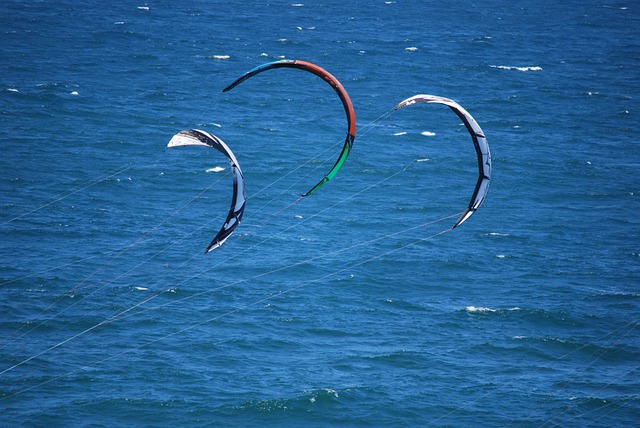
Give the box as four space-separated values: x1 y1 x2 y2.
466 306 496 313
490 65 542 72
206 167 225 173
465 306 521 313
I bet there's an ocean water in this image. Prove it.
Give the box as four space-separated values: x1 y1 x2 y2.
1 0 639 426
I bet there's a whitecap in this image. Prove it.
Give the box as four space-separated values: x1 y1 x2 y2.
7 88 18 92
405 47 418 51
70 91 79 95
488 232 510 236
292 3 304 6
211 55 230 60
416 158 430 162
490 65 542 72
134 286 149 291
306 388 338 401
206 166 225 173
420 131 436 137
137 6 149 10
295 215 303 219
466 306 496 312
392 131 407 136
496 254 506 259
114 21 125 25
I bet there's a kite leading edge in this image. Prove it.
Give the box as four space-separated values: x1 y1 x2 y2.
223 59 356 197
168 129 247 253
394 94 491 229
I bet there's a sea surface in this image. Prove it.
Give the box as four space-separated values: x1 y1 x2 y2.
1 0 639 426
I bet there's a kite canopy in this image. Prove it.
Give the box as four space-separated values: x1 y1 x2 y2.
223 59 356 197
168 130 246 253
394 94 491 229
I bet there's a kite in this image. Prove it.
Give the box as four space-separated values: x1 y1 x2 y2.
223 59 356 196
394 94 491 229
168 130 246 252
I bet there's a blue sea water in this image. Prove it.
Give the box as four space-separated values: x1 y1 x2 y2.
1 0 640 426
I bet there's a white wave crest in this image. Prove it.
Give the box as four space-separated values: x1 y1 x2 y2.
490 65 542 72
206 166 225 173
466 306 496 313
211 55 230 60
421 131 436 137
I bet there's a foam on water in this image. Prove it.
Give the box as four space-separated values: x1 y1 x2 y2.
206 166 226 173
490 65 543 72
